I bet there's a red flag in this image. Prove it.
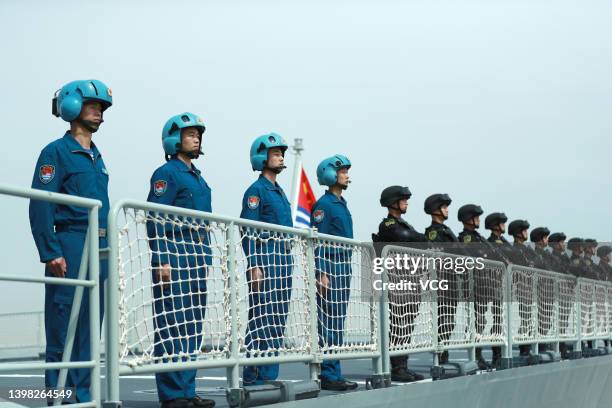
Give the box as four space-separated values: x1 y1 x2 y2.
294 167 316 228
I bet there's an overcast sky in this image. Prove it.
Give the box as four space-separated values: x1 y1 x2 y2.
0 0 611 314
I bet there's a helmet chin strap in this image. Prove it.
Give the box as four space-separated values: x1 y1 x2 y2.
465 218 479 229
389 201 406 215
76 118 102 133
185 149 203 160
433 210 447 221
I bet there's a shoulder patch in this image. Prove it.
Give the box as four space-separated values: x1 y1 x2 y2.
39 164 55 184
384 219 396 227
153 180 167 196
313 209 325 223
428 230 438 241
463 235 472 243
247 195 260 210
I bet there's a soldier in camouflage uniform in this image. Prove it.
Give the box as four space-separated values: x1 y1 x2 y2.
424 193 458 364
458 204 500 369
483 212 511 366
507 220 535 356
530 227 554 350
596 246 612 282
372 186 426 382
548 232 573 356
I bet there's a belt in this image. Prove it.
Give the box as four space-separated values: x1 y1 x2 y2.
56 225 107 237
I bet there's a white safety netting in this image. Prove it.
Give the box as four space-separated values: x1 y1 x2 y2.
385 249 434 353
113 207 377 368
594 284 609 338
472 261 506 345
116 208 230 367
314 238 378 354
383 248 506 354
510 268 536 342
558 276 577 339
235 225 311 358
579 280 596 339
536 274 555 340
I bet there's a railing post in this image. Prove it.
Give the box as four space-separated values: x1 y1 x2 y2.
306 228 321 383
504 266 514 363
88 207 101 407
105 204 121 408
225 222 242 407
431 256 439 366
575 279 583 356
531 269 539 353
553 275 560 354
379 252 390 378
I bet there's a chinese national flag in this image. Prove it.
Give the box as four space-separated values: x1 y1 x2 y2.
294 167 316 228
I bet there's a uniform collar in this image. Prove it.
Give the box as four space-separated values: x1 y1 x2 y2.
258 174 282 191
63 132 101 158
324 189 347 205
462 228 480 237
431 220 446 228
170 156 201 174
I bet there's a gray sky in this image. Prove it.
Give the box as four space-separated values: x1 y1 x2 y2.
1 0 611 313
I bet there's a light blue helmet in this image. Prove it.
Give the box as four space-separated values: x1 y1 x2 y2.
162 112 206 156
317 154 351 186
52 80 113 122
249 132 288 171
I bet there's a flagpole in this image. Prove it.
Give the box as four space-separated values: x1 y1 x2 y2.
290 138 304 223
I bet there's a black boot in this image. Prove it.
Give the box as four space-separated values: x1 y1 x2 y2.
189 397 215 408
491 346 502 367
475 348 490 370
391 366 425 382
438 350 449 364
519 344 531 357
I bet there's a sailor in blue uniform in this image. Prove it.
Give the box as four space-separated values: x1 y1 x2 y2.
146 113 215 408
29 79 112 403
311 155 358 391
240 133 293 385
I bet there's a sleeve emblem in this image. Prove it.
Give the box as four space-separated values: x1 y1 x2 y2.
39 165 55 184
154 180 167 196
313 209 325 223
247 195 260 209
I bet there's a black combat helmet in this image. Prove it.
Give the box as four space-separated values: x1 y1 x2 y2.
548 232 567 243
597 245 612 258
380 185 412 207
484 212 508 230
508 219 530 236
567 237 584 251
530 227 550 242
457 204 483 223
424 193 451 215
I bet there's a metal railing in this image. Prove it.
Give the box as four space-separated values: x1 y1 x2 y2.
105 199 380 406
379 245 509 369
4 185 612 407
0 184 102 408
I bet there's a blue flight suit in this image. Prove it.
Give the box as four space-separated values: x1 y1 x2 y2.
311 190 353 382
29 132 109 403
146 157 212 402
240 175 293 385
